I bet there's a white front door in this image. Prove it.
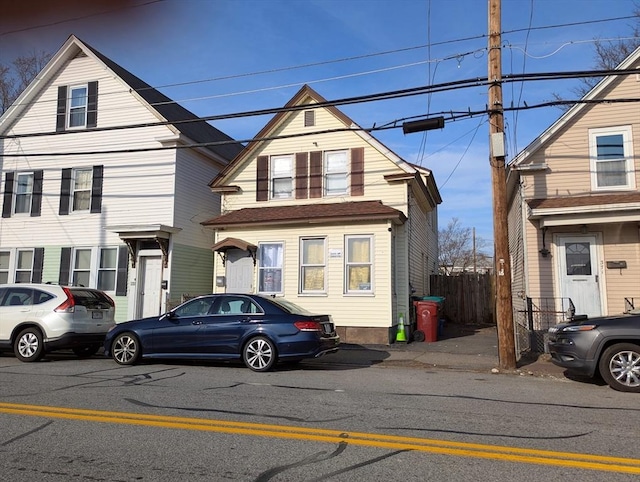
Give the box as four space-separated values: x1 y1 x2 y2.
225 249 254 293
137 256 163 318
557 235 602 317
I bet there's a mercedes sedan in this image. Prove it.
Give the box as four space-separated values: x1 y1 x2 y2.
104 294 340 371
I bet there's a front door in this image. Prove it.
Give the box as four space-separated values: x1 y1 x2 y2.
137 256 163 318
557 235 602 317
225 249 254 293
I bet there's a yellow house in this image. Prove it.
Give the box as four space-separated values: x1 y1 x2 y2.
203 85 441 344
507 46 640 330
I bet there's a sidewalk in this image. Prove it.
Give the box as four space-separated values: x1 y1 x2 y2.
325 322 567 379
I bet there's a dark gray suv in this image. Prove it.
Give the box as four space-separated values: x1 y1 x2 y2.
547 314 640 392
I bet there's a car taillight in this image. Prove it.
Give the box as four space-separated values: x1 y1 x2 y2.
54 287 76 313
294 321 321 331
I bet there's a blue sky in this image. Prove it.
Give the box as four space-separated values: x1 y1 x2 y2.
1 0 638 245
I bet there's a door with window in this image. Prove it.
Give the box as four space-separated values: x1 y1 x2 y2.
137 256 163 318
557 236 602 317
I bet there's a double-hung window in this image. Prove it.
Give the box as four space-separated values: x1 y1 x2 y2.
14 173 34 214
68 85 88 128
589 126 635 190
97 247 118 291
15 249 35 284
64 246 126 292
258 242 283 293
324 150 349 196
270 155 293 199
0 251 10 284
72 168 92 211
72 248 92 287
300 238 326 293
345 235 373 293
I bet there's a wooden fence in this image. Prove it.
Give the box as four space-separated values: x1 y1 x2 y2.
429 273 494 325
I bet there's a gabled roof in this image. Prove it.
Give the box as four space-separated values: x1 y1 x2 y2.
0 35 243 162
209 85 438 192
510 45 640 167
202 200 406 227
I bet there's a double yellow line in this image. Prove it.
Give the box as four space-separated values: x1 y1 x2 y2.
1 402 639 474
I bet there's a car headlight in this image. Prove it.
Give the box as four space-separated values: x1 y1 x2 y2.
561 324 598 332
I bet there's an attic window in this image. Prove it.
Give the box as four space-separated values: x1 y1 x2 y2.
304 110 315 127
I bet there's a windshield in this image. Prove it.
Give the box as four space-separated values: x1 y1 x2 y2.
265 297 313 315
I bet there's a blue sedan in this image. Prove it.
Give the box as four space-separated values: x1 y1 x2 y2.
104 294 340 371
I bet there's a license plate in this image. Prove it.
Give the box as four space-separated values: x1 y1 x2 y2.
91 311 103 319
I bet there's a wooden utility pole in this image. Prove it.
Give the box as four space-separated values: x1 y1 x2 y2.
488 0 517 369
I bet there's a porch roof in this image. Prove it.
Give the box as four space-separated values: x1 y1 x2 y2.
201 200 407 228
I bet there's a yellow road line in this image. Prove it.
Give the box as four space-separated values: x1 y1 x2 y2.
1 402 639 474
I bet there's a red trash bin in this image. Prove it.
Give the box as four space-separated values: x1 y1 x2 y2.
414 301 439 342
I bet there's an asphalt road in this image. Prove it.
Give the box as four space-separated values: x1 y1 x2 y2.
0 351 638 481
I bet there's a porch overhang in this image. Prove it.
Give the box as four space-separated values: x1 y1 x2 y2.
211 237 257 266
527 194 640 228
107 224 181 268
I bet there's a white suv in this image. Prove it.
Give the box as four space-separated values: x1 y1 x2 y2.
0 283 116 362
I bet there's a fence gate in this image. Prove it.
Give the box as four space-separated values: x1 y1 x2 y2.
514 297 574 354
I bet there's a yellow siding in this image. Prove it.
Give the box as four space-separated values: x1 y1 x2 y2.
602 224 640 314
212 222 394 329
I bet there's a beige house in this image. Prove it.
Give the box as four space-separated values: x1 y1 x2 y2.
203 85 441 344
507 46 640 324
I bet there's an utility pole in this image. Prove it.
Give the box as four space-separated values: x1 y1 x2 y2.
488 0 517 369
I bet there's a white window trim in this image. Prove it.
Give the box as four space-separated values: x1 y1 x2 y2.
71 167 92 212
270 154 294 200
324 150 349 197
589 125 635 191
299 237 327 294
344 235 374 295
14 172 34 215
67 84 88 129
257 241 284 295
15 249 35 284
69 246 121 292
0 250 14 284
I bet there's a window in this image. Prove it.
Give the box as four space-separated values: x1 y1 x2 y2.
15 250 34 284
72 168 92 211
56 82 97 132
60 246 128 294
97 248 117 291
258 242 283 293
271 155 293 199
324 150 349 196
73 248 92 287
68 85 88 128
300 238 326 293
0 251 9 284
345 235 373 293
589 126 635 190
14 173 34 214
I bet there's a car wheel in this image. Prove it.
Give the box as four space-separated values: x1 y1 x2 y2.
243 336 277 372
111 333 141 365
72 345 100 358
14 328 44 362
598 343 640 393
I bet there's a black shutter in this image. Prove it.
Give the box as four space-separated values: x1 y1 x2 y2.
56 86 67 132
2 172 14 218
115 245 129 296
87 81 98 128
32 248 44 283
31 170 43 217
59 168 71 215
90 165 103 213
59 247 72 285
256 156 269 202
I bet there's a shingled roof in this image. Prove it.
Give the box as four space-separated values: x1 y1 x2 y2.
202 200 406 227
528 192 640 210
